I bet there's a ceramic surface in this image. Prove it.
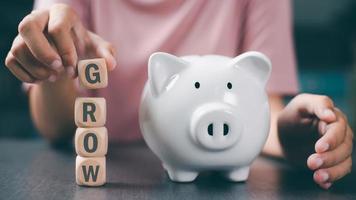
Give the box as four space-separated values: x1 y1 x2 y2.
139 51 272 182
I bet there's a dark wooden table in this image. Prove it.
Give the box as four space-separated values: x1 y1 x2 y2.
0 139 355 200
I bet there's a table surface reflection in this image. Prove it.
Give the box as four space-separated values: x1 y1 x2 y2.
0 139 355 200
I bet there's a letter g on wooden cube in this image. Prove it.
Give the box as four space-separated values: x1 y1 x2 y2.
75 97 106 127
78 58 108 89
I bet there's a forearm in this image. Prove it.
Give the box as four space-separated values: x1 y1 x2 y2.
262 94 285 158
29 76 78 143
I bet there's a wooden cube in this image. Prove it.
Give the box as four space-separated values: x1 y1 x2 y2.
75 97 106 127
75 127 108 157
78 58 108 89
76 156 106 186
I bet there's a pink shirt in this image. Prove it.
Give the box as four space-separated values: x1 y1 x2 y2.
35 0 299 142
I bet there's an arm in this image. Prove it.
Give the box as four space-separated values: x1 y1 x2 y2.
262 93 353 189
262 94 284 157
29 77 77 143
5 4 116 144
241 0 352 189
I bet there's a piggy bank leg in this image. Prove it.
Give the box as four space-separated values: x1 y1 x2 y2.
225 166 250 182
163 164 198 182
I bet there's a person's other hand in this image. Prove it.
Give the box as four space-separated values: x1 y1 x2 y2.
5 3 116 83
278 93 353 189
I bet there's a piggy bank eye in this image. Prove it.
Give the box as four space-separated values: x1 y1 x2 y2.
194 82 200 89
227 82 232 89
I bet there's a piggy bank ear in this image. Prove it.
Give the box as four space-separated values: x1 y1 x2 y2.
231 51 272 86
148 52 188 96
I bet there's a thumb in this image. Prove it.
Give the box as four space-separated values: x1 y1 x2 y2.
316 108 336 123
303 94 337 123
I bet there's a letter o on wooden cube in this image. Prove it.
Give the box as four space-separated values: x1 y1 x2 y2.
76 156 106 186
75 127 108 157
75 97 106 127
78 58 108 89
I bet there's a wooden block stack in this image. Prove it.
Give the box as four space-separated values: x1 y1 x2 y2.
75 58 108 186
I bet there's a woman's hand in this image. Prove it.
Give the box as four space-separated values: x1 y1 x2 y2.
5 3 116 83
278 93 353 189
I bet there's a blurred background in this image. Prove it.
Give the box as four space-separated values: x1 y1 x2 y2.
0 0 355 138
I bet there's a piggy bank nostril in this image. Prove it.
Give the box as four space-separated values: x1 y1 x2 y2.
223 123 229 136
207 123 213 136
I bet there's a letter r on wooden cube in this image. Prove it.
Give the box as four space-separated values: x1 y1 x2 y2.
78 58 108 89
75 127 108 157
76 156 106 186
75 97 106 127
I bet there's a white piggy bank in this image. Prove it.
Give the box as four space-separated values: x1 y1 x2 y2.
139 51 272 182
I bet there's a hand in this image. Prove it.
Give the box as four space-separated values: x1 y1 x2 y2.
5 4 116 83
278 94 353 189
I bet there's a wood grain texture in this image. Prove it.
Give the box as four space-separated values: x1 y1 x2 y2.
76 156 106 186
0 139 355 200
75 127 108 157
74 97 106 127
77 58 108 89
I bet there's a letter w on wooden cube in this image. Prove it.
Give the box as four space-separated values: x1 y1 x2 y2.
76 156 106 186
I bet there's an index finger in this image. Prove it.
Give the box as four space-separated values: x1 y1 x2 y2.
295 94 336 123
18 9 62 70
48 4 79 76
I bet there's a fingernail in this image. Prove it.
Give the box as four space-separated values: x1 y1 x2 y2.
321 122 327 134
50 60 62 70
112 58 117 69
47 74 57 82
323 182 332 189
319 121 327 135
316 139 330 152
66 66 75 78
314 157 323 168
317 142 330 152
318 171 329 182
323 109 335 118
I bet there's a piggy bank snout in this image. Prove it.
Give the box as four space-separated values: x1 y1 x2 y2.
190 103 242 151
